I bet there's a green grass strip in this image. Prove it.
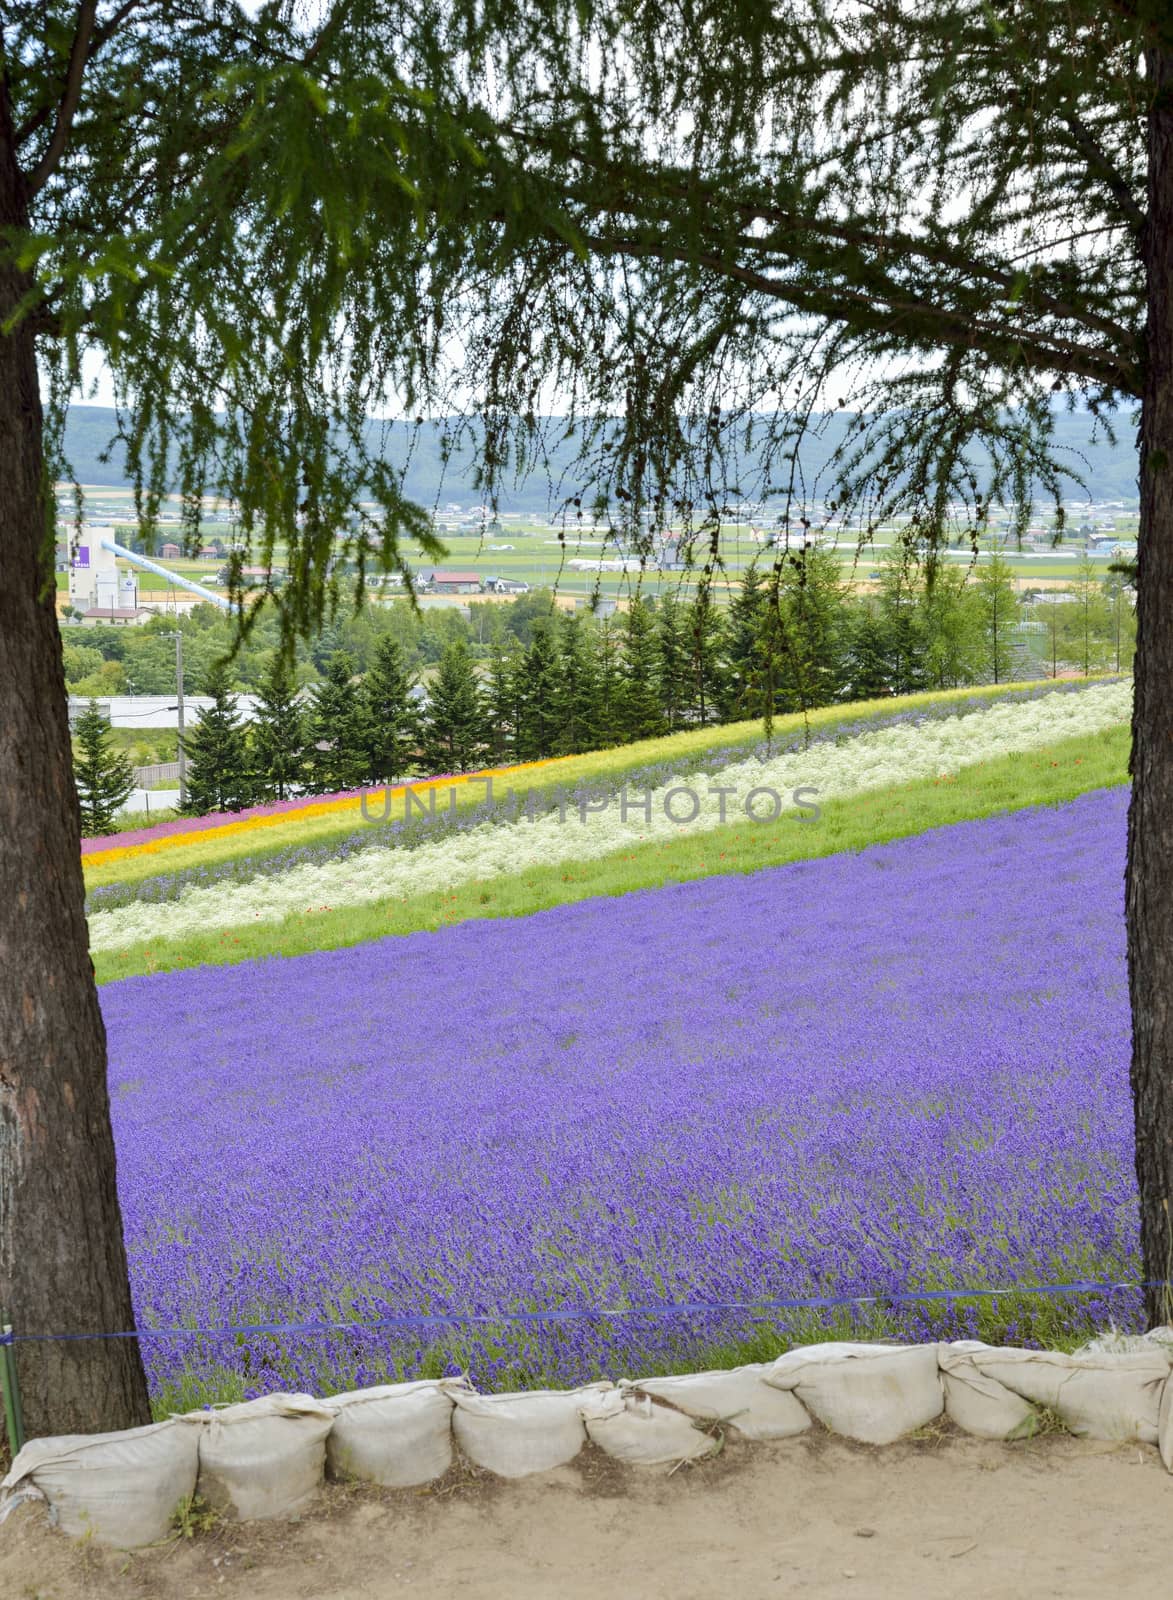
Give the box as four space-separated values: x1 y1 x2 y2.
93 721 1129 986
145 1279 1120 1418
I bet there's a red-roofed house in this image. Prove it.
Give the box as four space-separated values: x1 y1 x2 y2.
430 570 483 594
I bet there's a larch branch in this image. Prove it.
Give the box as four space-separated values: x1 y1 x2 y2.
23 0 98 198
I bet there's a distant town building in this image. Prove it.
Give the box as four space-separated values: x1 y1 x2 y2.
67 526 130 614
428 570 483 594
215 564 286 587
74 605 154 627
67 694 263 729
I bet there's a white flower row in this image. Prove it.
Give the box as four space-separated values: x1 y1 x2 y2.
88 681 1131 952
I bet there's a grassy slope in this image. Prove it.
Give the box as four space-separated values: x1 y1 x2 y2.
94 721 1128 985
83 678 1107 890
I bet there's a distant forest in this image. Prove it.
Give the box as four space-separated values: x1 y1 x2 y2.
58 405 1142 510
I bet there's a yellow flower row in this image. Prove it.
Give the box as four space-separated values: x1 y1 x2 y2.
85 755 572 869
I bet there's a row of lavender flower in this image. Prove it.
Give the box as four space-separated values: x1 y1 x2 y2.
86 679 1129 952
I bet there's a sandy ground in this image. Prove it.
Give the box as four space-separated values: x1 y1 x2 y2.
2 1429 1171 1600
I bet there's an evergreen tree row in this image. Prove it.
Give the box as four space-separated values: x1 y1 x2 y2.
184 637 423 813
177 546 1133 815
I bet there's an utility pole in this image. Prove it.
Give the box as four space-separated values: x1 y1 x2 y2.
175 631 187 810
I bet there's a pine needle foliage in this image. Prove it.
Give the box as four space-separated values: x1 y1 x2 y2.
251 658 306 801
4 1 1153 657
183 666 253 814
72 699 133 832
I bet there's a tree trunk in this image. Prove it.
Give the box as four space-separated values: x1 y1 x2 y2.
0 92 151 1437
1128 41 1173 1331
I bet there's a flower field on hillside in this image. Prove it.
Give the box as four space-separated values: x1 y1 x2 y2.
82 679 1118 892
101 785 1139 1408
81 756 568 866
87 678 1129 953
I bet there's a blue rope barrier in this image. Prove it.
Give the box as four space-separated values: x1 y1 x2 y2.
0 1277 1155 1346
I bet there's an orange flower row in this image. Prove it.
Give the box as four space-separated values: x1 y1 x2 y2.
85 755 571 869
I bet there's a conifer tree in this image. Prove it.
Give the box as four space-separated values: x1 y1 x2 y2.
1041 595 1066 680
686 590 727 726
72 701 134 834
251 658 306 801
844 608 896 701
183 666 253 815
484 632 522 764
422 638 485 773
976 554 1022 686
360 635 420 783
306 651 368 794
773 544 849 712
1054 555 1114 677
725 562 769 720
514 620 562 760
655 597 692 731
921 567 985 689
1103 572 1137 675
593 617 625 748
619 597 665 741
310 620 346 674
553 611 602 755
876 545 929 696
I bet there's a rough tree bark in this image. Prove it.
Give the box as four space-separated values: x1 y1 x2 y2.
0 87 151 1438
1128 39 1173 1331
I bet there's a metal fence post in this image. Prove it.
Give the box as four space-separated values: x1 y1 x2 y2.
0 1315 25 1459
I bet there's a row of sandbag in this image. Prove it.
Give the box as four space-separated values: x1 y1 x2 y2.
3 1337 1173 1548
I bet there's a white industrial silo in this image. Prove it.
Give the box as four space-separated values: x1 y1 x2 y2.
68 526 118 612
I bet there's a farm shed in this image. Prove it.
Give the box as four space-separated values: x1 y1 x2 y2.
431 570 484 594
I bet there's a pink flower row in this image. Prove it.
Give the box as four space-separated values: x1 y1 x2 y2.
82 777 460 855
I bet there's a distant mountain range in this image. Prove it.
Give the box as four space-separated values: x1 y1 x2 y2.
58 405 1142 510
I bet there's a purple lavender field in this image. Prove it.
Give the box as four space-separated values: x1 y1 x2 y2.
101 787 1140 1405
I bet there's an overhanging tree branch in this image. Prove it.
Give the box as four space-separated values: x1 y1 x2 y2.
508 127 1140 353
1059 107 1146 233
15 1 157 152
23 0 98 198
577 228 1137 393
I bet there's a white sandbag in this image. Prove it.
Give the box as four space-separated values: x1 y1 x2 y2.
629 1364 811 1441
0 1418 199 1548
189 1393 334 1520
451 1385 607 1478
764 1342 942 1445
1158 1368 1173 1473
1079 1326 1173 1357
581 1387 721 1465
325 1380 460 1487
972 1347 1171 1443
938 1342 1039 1439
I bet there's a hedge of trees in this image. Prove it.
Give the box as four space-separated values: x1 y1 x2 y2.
170 545 1136 815
61 546 1137 708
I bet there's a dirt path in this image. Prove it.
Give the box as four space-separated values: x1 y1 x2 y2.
3 1431 1171 1599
